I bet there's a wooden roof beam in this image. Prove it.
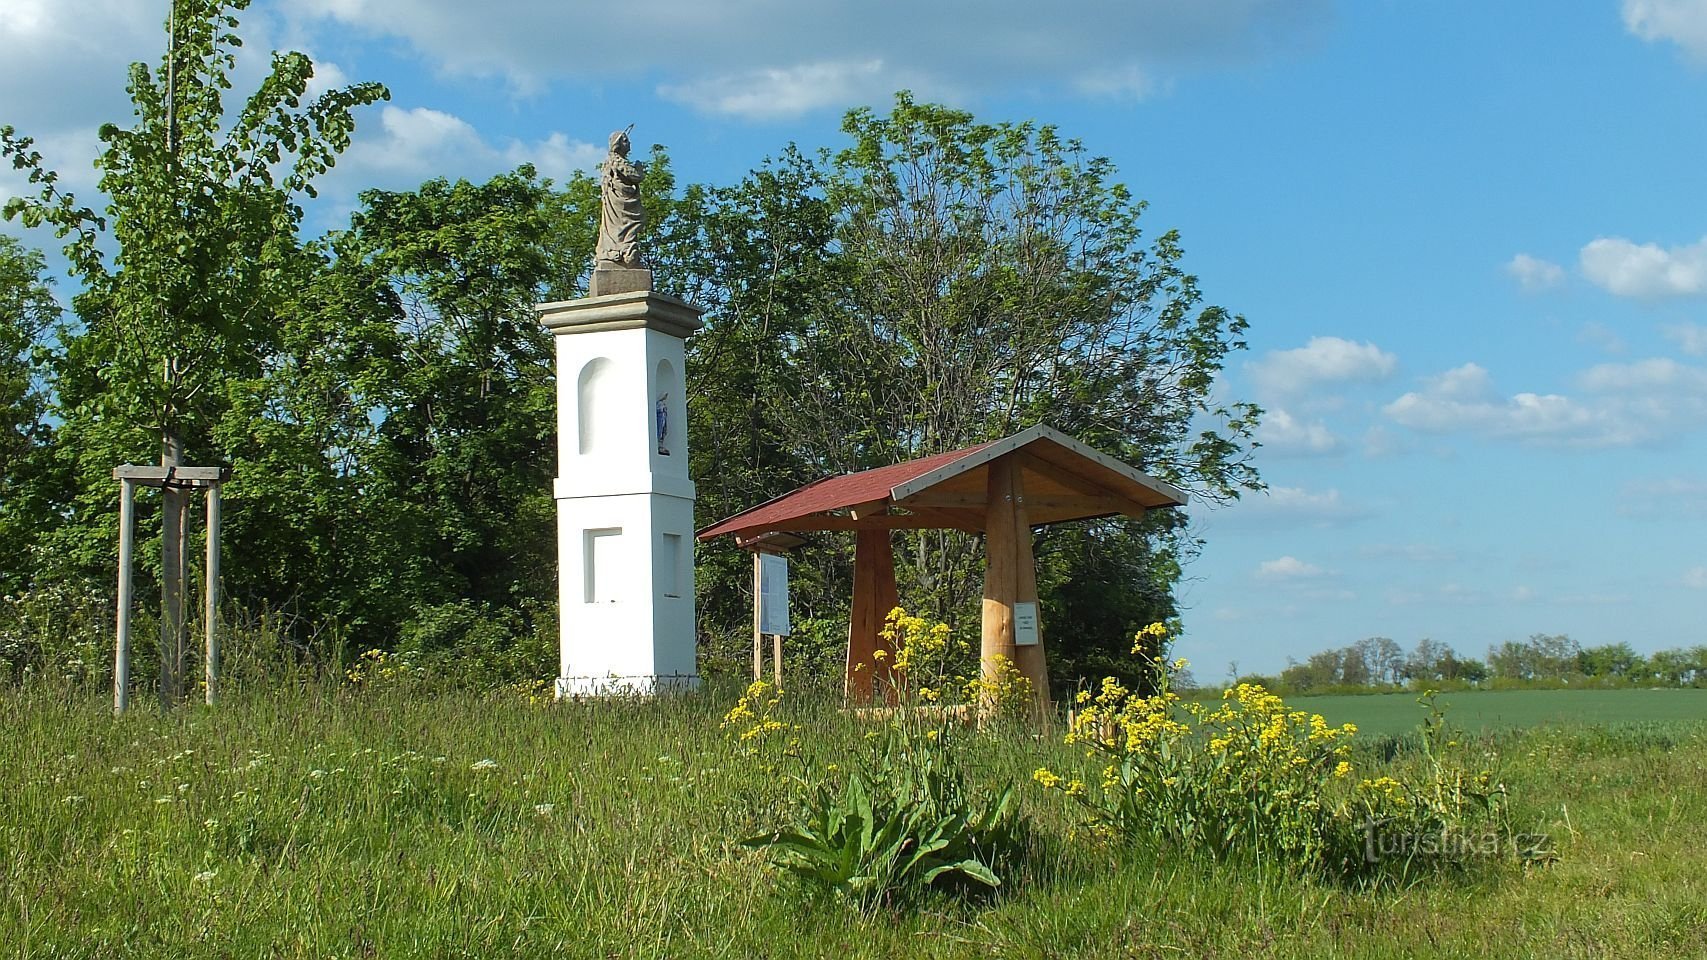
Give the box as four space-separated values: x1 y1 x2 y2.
1016 453 1148 519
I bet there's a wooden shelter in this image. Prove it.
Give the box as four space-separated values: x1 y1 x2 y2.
697 425 1187 709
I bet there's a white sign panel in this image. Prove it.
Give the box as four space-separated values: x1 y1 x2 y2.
759 553 791 636
1014 601 1039 647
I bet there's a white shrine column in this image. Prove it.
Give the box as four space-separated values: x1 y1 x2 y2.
536 289 702 696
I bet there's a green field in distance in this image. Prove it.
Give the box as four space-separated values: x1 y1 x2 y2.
1281 688 1707 738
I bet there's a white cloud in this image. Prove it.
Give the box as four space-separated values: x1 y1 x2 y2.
1684 566 1707 589
1576 322 1627 355
335 105 600 190
282 0 1331 118
517 133 605 186
1577 357 1707 397
1257 556 1326 580
1360 424 1407 458
0 0 156 134
1619 476 1707 517
1580 235 1707 298
1624 0 1707 61
1663 322 1707 355
0 127 106 202
1255 408 1341 456
1383 362 1618 445
1360 543 1459 564
1385 358 1707 447
1505 253 1564 291
658 60 897 120
1249 336 1397 400
1223 485 1370 528
1074 64 1158 99
305 59 350 99
1265 486 1351 514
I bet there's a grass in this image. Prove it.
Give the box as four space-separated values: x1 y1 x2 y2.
1287 688 1707 738
3 681 1706 958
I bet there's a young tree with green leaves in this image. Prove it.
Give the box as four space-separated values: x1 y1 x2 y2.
2 0 386 701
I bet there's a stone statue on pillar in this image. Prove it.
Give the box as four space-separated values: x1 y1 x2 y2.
592 127 653 296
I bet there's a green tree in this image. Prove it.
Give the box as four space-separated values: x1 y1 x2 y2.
329 167 561 649
0 236 61 591
2 0 386 697
1576 642 1644 680
674 94 1261 690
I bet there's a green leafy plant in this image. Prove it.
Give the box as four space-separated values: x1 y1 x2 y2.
736 610 1030 910
742 725 1021 909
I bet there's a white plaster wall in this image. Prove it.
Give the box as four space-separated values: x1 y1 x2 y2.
552 321 697 696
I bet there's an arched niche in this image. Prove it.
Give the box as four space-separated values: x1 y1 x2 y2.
654 358 682 459
577 357 615 456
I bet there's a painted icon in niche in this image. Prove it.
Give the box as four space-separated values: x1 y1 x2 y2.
656 392 669 455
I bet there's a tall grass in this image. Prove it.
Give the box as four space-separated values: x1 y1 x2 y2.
3 681 1705 958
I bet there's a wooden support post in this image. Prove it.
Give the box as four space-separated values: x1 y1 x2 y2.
1012 486 1049 713
160 439 187 708
773 633 783 688
114 479 137 716
981 457 1050 717
845 528 899 704
752 551 763 683
204 484 221 706
981 459 1019 685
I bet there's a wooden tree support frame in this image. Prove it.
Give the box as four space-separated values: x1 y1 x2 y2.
112 464 230 715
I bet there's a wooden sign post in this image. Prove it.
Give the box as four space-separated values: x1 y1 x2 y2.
753 550 789 685
737 532 806 688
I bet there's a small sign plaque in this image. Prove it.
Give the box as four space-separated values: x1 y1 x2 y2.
1014 601 1039 647
759 553 791 636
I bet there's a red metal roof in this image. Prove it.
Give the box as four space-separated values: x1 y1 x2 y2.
697 440 999 540
698 425 1190 541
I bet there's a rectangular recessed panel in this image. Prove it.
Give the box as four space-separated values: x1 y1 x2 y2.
583 527 622 603
662 533 683 598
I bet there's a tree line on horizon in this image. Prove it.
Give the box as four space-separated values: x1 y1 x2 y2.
0 1 1261 697
1245 632 1707 695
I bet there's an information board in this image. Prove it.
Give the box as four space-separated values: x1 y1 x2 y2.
758 553 791 636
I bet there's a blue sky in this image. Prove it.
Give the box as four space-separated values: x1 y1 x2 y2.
4 0 1706 675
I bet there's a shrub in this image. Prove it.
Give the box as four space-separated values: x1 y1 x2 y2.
0 582 114 686
1037 625 1516 880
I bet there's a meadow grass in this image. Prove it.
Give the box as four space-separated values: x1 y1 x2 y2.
3 682 1705 958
